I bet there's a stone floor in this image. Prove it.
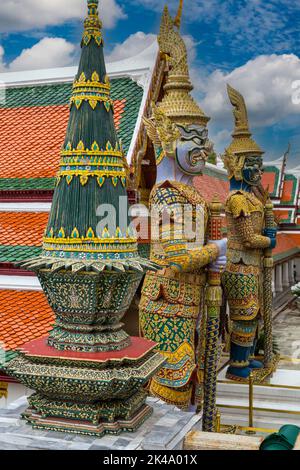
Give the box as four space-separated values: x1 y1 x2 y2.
0 396 201 450
273 301 300 367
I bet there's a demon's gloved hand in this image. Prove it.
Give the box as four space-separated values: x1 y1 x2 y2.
263 227 277 239
209 255 227 273
263 228 277 249
209 238 227 257
208 238 227 272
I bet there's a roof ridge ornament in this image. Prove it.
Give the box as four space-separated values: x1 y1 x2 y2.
174 0 184 29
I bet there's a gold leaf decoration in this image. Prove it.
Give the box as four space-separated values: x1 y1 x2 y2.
80 175 89 186
71 228 80 239
77 141 85 151
91 71 100 82
78 72 86 83
89 99 97 110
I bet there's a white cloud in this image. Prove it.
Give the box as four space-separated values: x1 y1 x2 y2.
1 38 76 72
201 54 300 129
210 129 231 150
106 32 157 62
0 0 126 32
106 30 197 65
0 46 6 72
182 35 199 63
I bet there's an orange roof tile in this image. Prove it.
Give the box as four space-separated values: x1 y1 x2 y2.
0 101 125 179
288 233 300 246
282 180 294 202
0 290 54 351
262 172 276 194
273 233 299 256
0 212 48 246
194 174 230 204
273 210 290 223
114 99 126 130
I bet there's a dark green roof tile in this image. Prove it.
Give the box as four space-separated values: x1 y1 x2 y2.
0 349 17 368
0 83 72 109
0 178 55 191
0 245 42 263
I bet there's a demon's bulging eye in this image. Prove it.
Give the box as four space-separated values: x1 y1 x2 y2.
192 136 204 146
245 156 263 169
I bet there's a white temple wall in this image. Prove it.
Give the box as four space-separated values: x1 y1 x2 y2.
0 383 32 409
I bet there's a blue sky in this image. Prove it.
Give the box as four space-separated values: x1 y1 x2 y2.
0 0 300 167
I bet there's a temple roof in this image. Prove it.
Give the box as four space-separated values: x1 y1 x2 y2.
262 167 282 198
0 289 54 366
0 40 157 87
273 233 300 262
0 79 141 191
0 39 158 194
0 212 46 262
194 166 229 204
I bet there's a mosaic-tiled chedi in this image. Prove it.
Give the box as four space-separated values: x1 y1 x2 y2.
6 0 164 437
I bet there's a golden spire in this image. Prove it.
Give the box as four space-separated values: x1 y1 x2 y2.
223 84 264 180
226 84 263 156
82 0 103 47
174 0 184 29
157 5 210 127
227 84 250 137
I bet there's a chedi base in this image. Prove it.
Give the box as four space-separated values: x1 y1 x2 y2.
7 336 164 437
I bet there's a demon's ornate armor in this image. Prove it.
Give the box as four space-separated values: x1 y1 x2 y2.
140 182 219 408
222 85 277 382
139 6 225 409
224 191 269 348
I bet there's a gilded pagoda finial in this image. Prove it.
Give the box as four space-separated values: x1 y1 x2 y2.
174 0 184 29
83 0 103 47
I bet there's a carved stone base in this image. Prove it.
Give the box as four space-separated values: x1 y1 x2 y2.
27 389 147 424
6 336 165 436
23 403 153 438
22 390 152 438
